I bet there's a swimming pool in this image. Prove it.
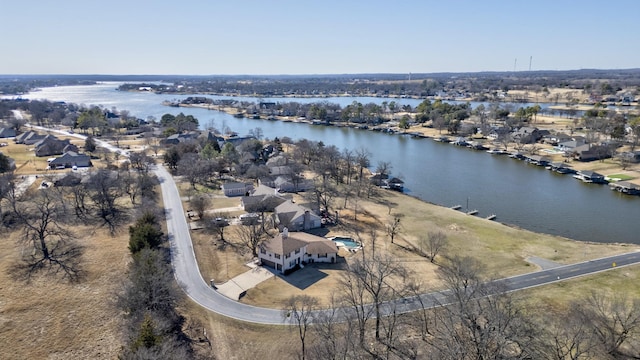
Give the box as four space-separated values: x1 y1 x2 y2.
330 236 362 250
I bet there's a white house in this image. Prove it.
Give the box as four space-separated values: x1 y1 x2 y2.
221 182 254 197
258 229 338 274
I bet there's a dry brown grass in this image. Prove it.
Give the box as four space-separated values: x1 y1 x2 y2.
0 226 129 359
181 299 298 360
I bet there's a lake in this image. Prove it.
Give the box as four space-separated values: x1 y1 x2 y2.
13 82 640 244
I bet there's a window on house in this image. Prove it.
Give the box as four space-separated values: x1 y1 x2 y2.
275 254 281 259
318 253 327 258
260 248 266 254
295 249 300 254
285 254 291 259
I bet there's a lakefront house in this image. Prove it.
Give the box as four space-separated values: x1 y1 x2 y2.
258 228 338 274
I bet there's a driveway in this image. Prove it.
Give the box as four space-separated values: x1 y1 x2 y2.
215 264 274 300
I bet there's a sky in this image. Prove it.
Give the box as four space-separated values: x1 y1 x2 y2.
1 0 638 75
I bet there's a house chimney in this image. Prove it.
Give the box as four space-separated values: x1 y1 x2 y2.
282 227 288 238
304 210 310 230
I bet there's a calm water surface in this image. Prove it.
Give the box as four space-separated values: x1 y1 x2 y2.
15 83 640 244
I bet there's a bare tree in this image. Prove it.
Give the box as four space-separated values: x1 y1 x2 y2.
386 215 401 244
539 306 601 360
87 169 126 233
583 290 640 357
308 294 355 359
355 148 370 185
426 256 539 359
190 195 210 219
9 189 83 281
375 161 392 179
284 295 319 360
236 223 267 257
421 231 448 263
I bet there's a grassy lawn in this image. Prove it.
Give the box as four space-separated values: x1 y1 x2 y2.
607 173 635 181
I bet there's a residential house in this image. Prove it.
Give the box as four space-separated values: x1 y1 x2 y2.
571 144 613 162
241 184 289 213
0 127 17 138
34 135 75 157
19 131 47 145
274 176 314 193
258 228 338 274
221 182 254 197
273 201 321 231
222 136 256 148
163 131 199 145
268 165 292 176
557 138 587 152
486 127 511 141
512 127 544 144
543 132 572 146
48 151 92 169
617 151 640 163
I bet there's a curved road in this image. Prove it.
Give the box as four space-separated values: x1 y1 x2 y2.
29 124 640 325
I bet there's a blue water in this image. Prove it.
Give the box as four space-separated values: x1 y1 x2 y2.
332 237 361 249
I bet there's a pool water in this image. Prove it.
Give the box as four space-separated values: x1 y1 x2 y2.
331 237 362 249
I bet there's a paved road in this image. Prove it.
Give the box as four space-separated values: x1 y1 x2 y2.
154 165 288 325
28 123 640 325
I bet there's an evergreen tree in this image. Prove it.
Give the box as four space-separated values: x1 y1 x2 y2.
129 213 164 254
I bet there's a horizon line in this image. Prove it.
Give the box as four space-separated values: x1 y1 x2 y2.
2 68 640 78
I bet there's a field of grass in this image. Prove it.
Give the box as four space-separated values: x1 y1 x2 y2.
0 226 129 359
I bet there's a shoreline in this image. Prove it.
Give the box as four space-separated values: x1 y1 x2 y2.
167 102 640 188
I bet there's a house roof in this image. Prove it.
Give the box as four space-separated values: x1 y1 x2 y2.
261 233 307 256
221 182 250 190
261 231 338 256
0 128 16 138
579 170 603 177
49 151 91 166
275 200 320 224
251 184 279 196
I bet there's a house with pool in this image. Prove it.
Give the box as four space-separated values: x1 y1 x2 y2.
258 228 338 274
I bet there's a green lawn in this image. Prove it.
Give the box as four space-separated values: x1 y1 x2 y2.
607 173 635 181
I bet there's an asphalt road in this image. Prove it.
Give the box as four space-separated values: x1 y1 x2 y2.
154 163 640 325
